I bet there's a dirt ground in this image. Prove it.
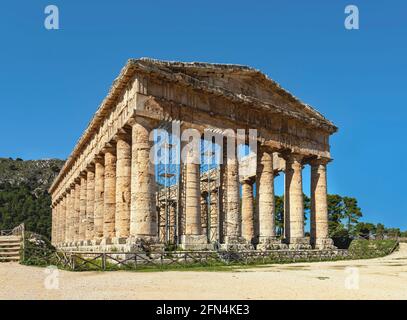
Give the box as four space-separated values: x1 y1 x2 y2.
1 244 406 300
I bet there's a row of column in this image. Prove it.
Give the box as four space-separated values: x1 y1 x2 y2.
52 117 157 246
240 147 332 248
52 122 332 249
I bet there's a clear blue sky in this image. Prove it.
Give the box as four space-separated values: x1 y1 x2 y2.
0 1 406 230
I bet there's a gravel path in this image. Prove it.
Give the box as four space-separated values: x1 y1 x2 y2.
1 244 406 300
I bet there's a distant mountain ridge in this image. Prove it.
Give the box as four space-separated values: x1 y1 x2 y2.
0 158 65 238
0 158 64 193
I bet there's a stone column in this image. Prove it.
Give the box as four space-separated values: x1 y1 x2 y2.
74 180 81 243
51 205 56 245
60 196 66 245
130 118 157 242
310 158 335 249
284 154 310 249
94 156 105 240
103 145 117 242
65 189 71 243
256 147 278 249
181 133 208 249
54 202 60 245
79 173 87 242
115 133 131 241
66 187 72 243
224 138 242 244
241 178 255 244
68 184 75 243
86 166 95 242
185 153 202 236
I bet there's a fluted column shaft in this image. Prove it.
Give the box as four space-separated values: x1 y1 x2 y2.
103 148 117 239
185 153 202 235
51 206 56 245
311 159 334 249
74 181 81 242
65 190 71 243
60 197 66 244
55 203 60 244
79 174 87 241
94 159 104 239
66 189 73 242
115 136 131 239
86 169 95 241
285 154 308 247
224 140 241 242
241 179 255 243
256 147 276 243
130 118 157 238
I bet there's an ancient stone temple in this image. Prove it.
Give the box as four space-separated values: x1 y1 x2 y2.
49 58 337 251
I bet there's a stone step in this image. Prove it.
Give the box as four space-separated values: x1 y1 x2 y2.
0 251 20 256
0 239 21 245
0 242 21 247
0 256 19 262
0 235 21 241
0 245 21 251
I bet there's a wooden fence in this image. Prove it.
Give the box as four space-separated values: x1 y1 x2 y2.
51 248 349 271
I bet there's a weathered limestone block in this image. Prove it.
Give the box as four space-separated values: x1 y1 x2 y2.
130 118 157 241
115 135 131 240
86 168 95 241
241 179 255 243
311 159 335 250
103 147 117 240
94 158 104 239
256 147 278 248
285 154 310 249
79 174 87 242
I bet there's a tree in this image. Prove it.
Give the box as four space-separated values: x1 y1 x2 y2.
342 196 362 234
376 223 385 239
354 222 376 239
275 195 284 237
327 194 345 237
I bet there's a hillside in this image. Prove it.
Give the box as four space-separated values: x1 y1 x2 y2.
0 158 65 238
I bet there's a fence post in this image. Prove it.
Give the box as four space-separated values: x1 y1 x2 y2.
102 253 106 271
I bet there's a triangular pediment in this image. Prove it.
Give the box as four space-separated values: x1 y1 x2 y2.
130 58 337 133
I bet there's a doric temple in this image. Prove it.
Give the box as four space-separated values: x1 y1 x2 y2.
49 58 338 251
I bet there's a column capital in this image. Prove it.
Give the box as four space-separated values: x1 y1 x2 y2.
129 115 157 131
86 162 95 172
94 154 104 164
102 142 116 154
113 128 131 143
309 157 332 166
283 152 304 163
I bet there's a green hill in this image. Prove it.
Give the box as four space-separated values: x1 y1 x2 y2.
0 158 65 238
